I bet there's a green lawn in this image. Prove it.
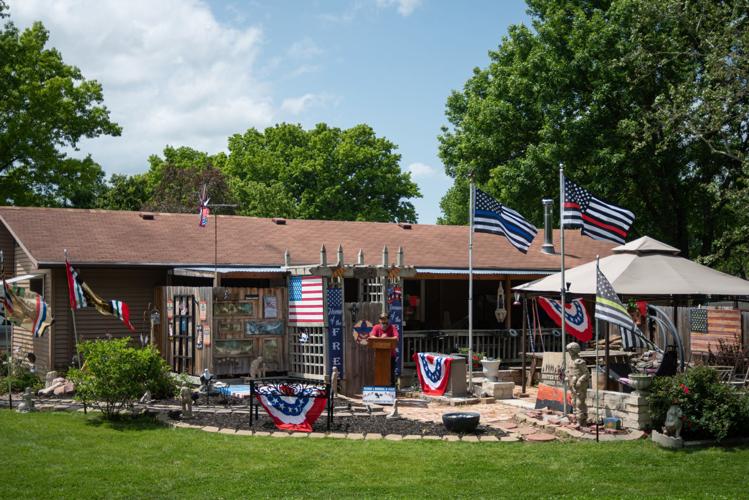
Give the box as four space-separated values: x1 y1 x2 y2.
2 411 748 499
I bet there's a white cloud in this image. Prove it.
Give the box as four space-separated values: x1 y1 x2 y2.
8 0 277 173
376 0 423 17
288 38 323 59
407 162 440 178
280 93 339 115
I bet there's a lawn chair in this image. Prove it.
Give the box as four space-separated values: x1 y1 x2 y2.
714 366 735 383
729 366 749 389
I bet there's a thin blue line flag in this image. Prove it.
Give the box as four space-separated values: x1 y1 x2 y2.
474 188 538 253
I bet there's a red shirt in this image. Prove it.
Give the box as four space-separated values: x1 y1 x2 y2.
370 323 398 356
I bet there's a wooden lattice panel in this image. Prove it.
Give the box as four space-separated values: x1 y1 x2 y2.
288 326 326 380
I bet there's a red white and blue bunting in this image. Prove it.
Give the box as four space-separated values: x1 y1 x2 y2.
538 297 592 342
255 383 327 432
413 352 453 396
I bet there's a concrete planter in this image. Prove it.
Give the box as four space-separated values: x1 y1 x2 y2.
629 373 653 394
481 359 501 382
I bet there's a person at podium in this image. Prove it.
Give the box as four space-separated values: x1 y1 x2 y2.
370 313 398 385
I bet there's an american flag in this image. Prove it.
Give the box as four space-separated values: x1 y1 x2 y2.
563 178 634 244
474 188 538 253
289 276 324 325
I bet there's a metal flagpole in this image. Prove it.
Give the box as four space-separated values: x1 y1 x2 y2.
595 255 600 442
1 250 11 409
64 249 83 369
468 176 475 394
559 164 568 417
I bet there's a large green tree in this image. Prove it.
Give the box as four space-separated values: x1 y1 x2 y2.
0 3 120 206
439 0 748 269
225 123 421 222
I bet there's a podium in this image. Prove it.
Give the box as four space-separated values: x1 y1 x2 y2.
367 337 398 386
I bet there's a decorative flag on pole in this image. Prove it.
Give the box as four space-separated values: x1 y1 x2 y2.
198 190 210 227
563 178 634 244
255 383 328 432
2 284 53 337
413 352 453 396
537 297 593 342
595 267 639 332
618 326 659 351
81 282 136 332
288 276 324 325
65 260 88 310
474 188 538 253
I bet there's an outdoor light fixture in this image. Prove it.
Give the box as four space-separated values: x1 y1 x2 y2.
513 293 521 306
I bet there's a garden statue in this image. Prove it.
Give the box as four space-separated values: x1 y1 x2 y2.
17 387 36 413
249 356 265 380
179 385 193 418
663 404 683 438
566 342 590 426
330 367 339 399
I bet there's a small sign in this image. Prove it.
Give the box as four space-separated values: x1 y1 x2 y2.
199 300 207 321
363 386 396 405
203 325 211 347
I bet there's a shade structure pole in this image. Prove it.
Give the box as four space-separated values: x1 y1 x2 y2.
468 177 475 394
521 295 527 394
559 164 568 417
595 256 600 442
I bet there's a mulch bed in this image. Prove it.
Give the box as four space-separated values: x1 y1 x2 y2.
170 410 507 437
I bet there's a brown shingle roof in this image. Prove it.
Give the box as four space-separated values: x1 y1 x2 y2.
0 206 615 269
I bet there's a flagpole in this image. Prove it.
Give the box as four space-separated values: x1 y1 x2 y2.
595 255 600 442
1 250 11 409
64 249 83 369
559 164 568 417
468 175 475 394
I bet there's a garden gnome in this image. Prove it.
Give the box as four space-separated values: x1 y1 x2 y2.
664 404 683 438
249 356 265 380
17 387 36 413
179 385 193 418
565 342 590 426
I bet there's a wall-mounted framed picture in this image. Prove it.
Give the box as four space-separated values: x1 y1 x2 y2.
263 295 278 319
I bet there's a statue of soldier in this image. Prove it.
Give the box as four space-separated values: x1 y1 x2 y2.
566 342 590 426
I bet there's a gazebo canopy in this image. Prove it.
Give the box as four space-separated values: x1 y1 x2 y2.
513 236 749 299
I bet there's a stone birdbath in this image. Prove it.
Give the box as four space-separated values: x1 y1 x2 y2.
628 373 653 395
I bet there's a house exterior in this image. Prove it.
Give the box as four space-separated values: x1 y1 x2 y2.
0 206 615 377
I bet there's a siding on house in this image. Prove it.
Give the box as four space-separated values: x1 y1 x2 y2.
51 267 168 370
0 223 14 273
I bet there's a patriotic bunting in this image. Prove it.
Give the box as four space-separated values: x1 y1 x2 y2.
474 188 538 253
538 297 592 342
413 352 453 396
255 383 328 432
563 178 634 244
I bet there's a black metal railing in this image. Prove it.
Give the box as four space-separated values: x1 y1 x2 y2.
402 328 564 368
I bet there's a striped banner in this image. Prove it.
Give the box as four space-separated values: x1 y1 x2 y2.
691 308 742 355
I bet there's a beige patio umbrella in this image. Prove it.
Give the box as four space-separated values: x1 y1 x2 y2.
514 236 749 298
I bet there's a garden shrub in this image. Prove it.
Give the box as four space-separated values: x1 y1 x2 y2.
0 353 43 394
649 366 749 441
68 338 175 418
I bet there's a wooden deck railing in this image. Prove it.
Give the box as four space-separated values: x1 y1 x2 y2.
402 328 564 367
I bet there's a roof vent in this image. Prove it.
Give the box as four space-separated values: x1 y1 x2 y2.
398 223 412 230
140 213 155 220
272 217 286 225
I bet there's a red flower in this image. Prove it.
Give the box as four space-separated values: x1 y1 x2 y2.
679 383 689 395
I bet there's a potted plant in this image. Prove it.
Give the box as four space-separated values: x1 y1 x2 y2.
457 347 484 370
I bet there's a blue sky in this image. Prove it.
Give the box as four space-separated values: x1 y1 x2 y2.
9 0 530 223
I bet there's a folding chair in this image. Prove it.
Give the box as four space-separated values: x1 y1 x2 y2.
729 366 749 389
714 366 735 383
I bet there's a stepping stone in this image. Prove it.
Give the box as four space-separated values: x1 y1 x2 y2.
308 432 327 439
500 435 520 442
525 432 557 442
202 426 220 433
271 432 291 438
516 427 537 435
498 423 518 430
443 435 461 442
384 434 402 441
235 430 252 436
402 435 422 440
219 428 236 435
422 435 441 440
253 431 271 437
291 432 308 438
365 434 383 440
462 435 480 442
327 433 348 439
346 433 365 440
